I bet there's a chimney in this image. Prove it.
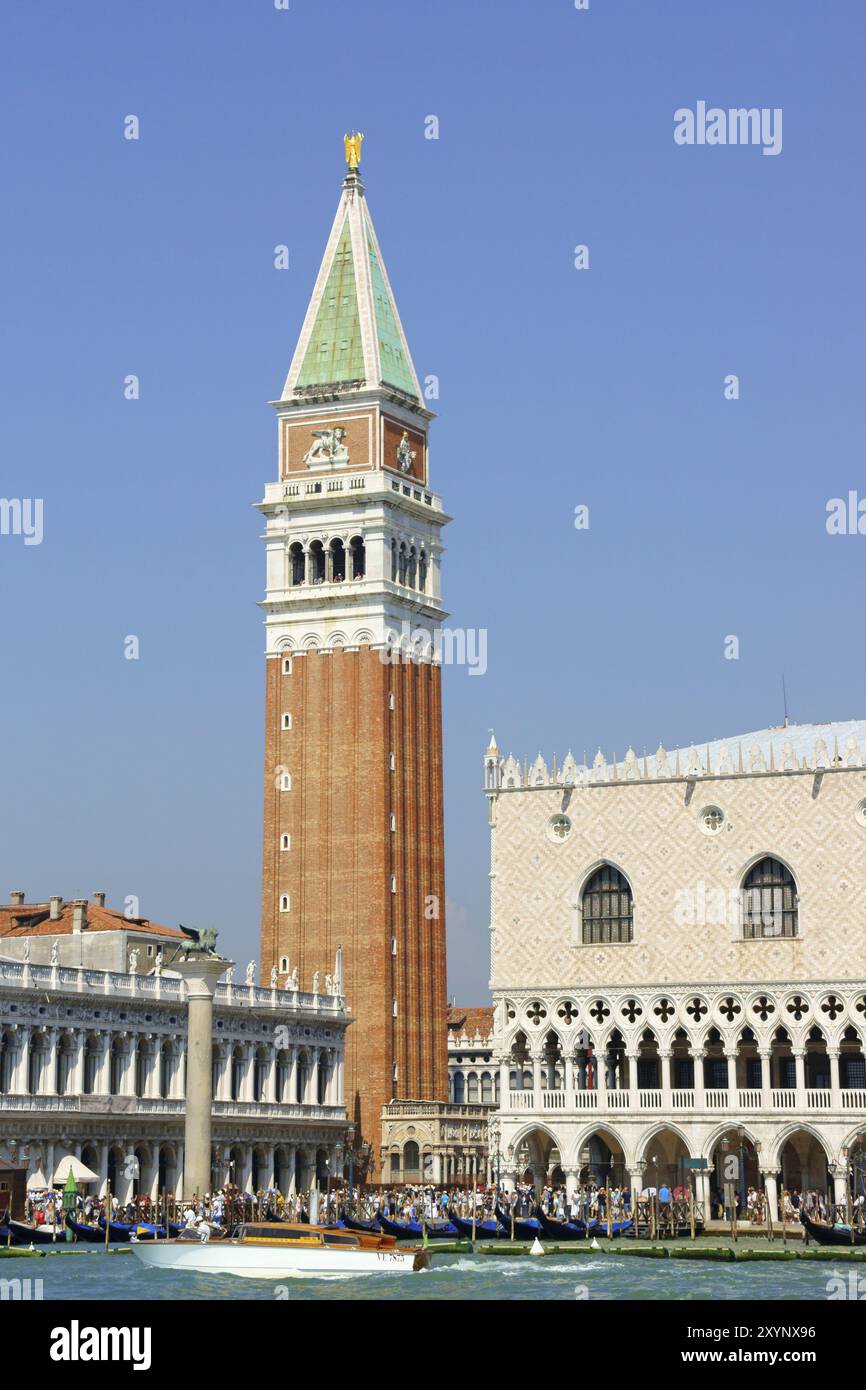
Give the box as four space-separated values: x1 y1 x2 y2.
92 892 106 908
72 901 88 934
9 891 25 906
49 896 63 921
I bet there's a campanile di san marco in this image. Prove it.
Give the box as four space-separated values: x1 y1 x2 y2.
258 136 450 1150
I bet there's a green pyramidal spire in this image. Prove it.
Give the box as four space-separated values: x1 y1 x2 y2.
282 152 421 402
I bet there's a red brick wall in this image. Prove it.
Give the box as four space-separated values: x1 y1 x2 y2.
260 646 448 1149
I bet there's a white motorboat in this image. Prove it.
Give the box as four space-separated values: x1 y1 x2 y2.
130 1221 431 1278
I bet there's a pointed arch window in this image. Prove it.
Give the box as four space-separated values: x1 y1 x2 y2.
581 865 633 944
741 857 798 938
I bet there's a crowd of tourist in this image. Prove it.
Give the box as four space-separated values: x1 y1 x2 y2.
10 1178 864 1237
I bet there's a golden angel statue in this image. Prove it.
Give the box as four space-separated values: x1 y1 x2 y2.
344 131 364 170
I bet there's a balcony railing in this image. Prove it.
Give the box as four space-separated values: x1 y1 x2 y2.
0 959 345 1017
501 1086 866 1115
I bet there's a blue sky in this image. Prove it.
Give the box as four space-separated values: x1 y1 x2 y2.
1 1 864 1000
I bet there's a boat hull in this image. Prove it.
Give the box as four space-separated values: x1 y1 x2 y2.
800 1211 866 1247
377 1213 458 1239
131 1238 427 1277
3 1219 67 1246
343 1215 382 1234
495 1205 544 1241
449 1214 503 1240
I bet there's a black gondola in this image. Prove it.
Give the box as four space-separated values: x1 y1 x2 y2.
495 1203 544 1241
1 1218 67 1246
800 1210 866 1247
535 1208 589 1241
342 1214 382 1234
449 1212 503 1240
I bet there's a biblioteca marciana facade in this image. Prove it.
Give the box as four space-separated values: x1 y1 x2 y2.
485 721 866 1213
0 896 348 1200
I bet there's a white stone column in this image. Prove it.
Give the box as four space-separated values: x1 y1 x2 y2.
564 1054 575 1095
212 1045 227 1101
724 1049 737 1098
145 1038 159 1098
498 1058 510 1107
35 1029 52 1095
531 1053 542 1098
659 1050 672 1108
96 1034 111 1095
628 1166 643 1208
625 1051 639 1099
265 1046 278 1104
762 1171 779 1223
264 1145 276 1189
288 1046 298 1105
146 1148 159 1201
312 1048 323 1105
10 1027 30 1094
241 1044 256 1102
794 1049 806 1107
691 1047 705 1110
828 1049 842 1111
97 1142 109 1199
71 1029 86 1095
172 953 232 1200
697 1167 712 1216
121 1036 137 1097
758 1048 772 1111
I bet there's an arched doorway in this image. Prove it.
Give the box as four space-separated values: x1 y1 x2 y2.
511 1126 560 1193
778 1128 830 1197
640 1127 690 1192
576 1128 627 1187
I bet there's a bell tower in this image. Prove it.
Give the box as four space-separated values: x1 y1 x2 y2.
258 136 450 1148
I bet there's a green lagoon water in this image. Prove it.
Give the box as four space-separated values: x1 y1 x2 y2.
10 1249 844 1301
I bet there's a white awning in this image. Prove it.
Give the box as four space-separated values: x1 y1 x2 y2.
52 1155 99 1185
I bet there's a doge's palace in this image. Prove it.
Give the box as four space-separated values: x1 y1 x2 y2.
485 721 866 1216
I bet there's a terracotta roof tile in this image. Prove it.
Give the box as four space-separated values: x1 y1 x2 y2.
447 1005 494 1039
0 902 189 940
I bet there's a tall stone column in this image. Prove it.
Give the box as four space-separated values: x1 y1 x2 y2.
96 1034 111 1095
828 1048 841 1112
172 952 232 1201
97 1142 109 1198
11 1027 30 1094
762 1171 779 1223
758 1048 773 1111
